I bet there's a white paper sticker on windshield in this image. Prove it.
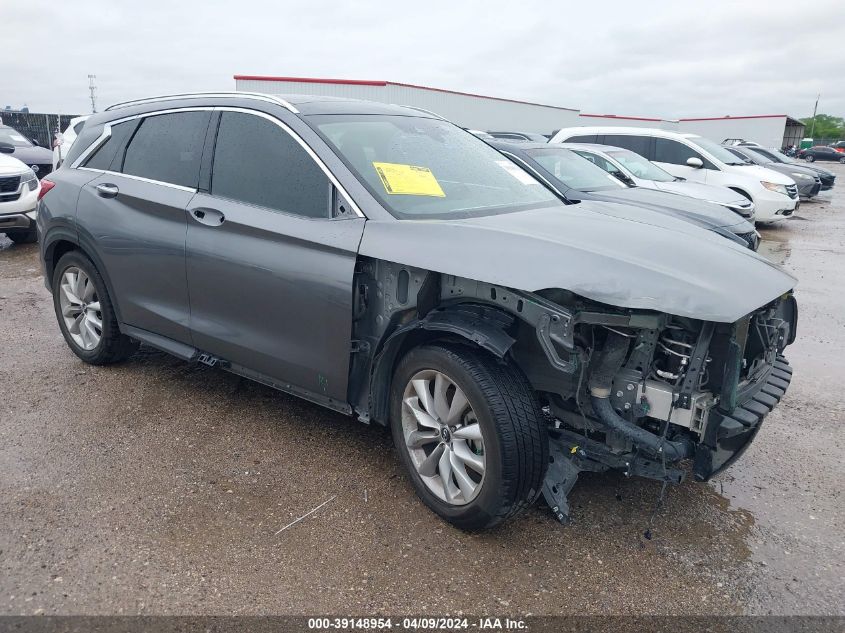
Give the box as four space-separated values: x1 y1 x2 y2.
496 160 539 185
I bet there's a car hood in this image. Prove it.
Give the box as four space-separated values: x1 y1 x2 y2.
358 203 794 323
10 145 54 166
758 162 817 179
0 152 30 175
731 163 795 185
652 180 748 207
582 187 752 232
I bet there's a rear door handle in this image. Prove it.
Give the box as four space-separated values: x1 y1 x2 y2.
190 207 225 226
95 183 119 198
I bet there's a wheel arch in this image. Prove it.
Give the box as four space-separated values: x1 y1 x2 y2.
728 186 753 202
367 303 517 426
43 229 124 324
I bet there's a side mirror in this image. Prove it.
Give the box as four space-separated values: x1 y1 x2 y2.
611 171 635 186
0 142 14 154
31 138 40 147
686 156 704 168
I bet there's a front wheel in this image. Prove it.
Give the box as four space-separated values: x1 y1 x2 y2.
805 155 815 162
390 344 548 530
839 157 845 164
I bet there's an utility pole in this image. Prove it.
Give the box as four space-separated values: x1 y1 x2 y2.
809 93 820 138
88 74 97 113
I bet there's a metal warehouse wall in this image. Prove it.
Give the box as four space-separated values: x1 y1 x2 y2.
235 78 581 134
577 115 680 131
677 117 787 148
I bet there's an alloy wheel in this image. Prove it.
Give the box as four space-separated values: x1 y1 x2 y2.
401 369 486 505
59 266 103 351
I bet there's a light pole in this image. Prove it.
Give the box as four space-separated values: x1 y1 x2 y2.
809 94 820 139
88 74 97 113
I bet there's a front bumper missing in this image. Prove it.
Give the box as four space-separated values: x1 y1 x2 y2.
692 354 792 481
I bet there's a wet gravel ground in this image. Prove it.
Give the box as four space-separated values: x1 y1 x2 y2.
0 166 843 616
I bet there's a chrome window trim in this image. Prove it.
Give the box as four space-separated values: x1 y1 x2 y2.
77 167 197 193
72 104 365 218
213 106 365 218
70 106 216 170
105 92 299 114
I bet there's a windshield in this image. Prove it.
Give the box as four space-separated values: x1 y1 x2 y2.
0 127 34 147
739 148 773 164
725 147 755 164
524 147 624 191
687 136 748 165
605 149 675 182
312 115 561 219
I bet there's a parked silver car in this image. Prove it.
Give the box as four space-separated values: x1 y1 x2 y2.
38 93 797 529
562 143 756 219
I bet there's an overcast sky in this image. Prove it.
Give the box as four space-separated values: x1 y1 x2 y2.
4 0 844 119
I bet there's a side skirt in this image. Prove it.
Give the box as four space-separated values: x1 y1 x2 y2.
122 324 352 416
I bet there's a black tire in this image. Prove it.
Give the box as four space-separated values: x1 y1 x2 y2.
805 155 815 162
839 157 845 164
52 250 138 365
390 344 548 530
7 228 37 244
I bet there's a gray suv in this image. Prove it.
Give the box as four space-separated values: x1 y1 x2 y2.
38 93 797 529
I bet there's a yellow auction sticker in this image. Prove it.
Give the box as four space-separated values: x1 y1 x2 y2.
372 162 446 197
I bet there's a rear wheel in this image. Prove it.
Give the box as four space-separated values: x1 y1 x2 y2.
390 344 548 530
839 157 845 164
806 155 815 162
52 251 138 364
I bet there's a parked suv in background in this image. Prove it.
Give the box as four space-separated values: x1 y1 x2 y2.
723 145 821 200
38 93 796 529
742 146 836 191
0 124 55 178
550 127 798 223
492 141 759 249
52 115 90 171
0 146 40 243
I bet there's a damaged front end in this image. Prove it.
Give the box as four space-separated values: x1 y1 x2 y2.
352 256 797 525
531 289 797 522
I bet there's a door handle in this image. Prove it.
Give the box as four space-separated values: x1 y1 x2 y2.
95 183 119 198
190 207 225 226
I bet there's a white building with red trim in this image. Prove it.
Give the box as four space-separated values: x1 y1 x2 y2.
234 75 804 147
234 75 582 133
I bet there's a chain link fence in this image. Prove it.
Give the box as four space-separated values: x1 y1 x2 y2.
0 111 82 149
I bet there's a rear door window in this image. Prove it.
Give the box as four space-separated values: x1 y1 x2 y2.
122 111 210 188
654 138 707 166
210 111 331 219
603 134 652 158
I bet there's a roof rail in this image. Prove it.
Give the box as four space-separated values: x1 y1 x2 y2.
397 105 445 120
105 92 299 114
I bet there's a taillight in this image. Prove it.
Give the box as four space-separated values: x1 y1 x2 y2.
37 179 56 201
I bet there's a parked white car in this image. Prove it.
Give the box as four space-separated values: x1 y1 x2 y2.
52 115 90 171
562 142 755 220
0 149 40 243
550 127 798 223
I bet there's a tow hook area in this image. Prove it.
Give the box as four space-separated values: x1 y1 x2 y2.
542 428 685 523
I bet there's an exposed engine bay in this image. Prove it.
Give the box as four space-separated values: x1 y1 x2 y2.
352 260 798 523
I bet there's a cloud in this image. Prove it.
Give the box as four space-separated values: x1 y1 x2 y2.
3 0 843 121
